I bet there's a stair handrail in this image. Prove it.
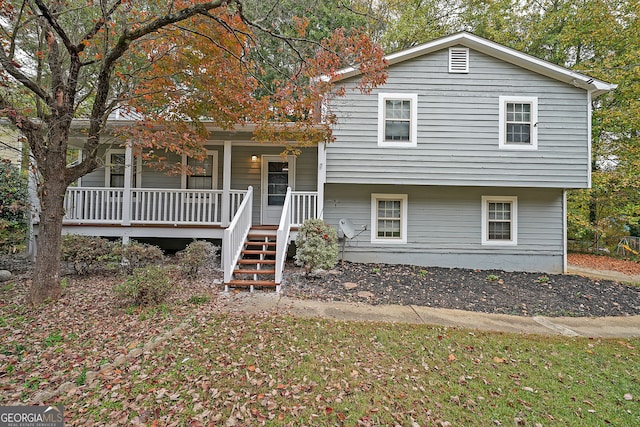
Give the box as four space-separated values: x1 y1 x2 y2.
275 187 292 284
223 186 253 283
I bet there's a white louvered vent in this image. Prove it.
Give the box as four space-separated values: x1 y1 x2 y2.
449 47 469 73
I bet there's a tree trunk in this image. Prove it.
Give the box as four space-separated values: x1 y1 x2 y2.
28 173 67 305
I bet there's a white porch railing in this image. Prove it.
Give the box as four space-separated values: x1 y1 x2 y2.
275 188 293 285
64 187 125 223
131 189 222 224
290 191 319 226
63 187 248 226
223 186 253 284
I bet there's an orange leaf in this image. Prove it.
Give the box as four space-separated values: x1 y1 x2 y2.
448 354 457 361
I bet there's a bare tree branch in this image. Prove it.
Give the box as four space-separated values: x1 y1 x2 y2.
80 0 123 47
0 46 53 105
32 0 78 56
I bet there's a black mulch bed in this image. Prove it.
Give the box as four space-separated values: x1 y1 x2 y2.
283 262 640 317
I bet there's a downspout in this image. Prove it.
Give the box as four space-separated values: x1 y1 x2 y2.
317 142 326 219
563 189 567 274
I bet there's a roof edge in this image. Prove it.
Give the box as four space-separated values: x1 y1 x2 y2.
335 31 616 97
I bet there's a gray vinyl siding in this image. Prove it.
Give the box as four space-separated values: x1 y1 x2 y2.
327 47 590 189
230 145 318 223
324 184 564 273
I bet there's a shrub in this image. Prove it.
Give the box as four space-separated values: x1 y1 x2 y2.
61 235 115 274
0 159 29 254
295 219 338 275
112 241 164 274
114 265 172 306
176 240 219 278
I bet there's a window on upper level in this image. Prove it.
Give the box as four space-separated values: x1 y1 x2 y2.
481 196 518 245
378 93 418 147
499 96 538 150
371 193 408 244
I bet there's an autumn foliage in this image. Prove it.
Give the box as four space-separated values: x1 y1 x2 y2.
122 6 388 162
0 0 387 304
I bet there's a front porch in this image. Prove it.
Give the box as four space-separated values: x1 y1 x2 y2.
57 186 319 290
46 131 329 289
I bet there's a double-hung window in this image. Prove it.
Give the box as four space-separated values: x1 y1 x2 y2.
371 193 408 244
378 93 418 147
499 96 538 150
182 151 218 189
481 196 518 245
105 149 140 188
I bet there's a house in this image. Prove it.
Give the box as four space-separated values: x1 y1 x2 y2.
323 32 614 275
36 32 615 290
0 125 23 165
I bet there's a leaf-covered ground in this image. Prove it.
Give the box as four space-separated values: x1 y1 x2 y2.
1 263 639 426
567 253 640 276
284 258 640 317
0 269 220 409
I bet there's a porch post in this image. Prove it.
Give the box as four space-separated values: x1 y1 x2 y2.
221 140 232 227
317 142 326 219
122 143 132 226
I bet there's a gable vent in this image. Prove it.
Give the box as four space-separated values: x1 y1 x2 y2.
449 47 469 73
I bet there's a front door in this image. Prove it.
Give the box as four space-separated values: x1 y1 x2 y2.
261 155 295 225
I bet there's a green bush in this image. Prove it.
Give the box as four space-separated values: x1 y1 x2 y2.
0 159 29 254
61 235 116 274
295 219 338 275
114 265 172 306
112 241 164 274
176 240 219 278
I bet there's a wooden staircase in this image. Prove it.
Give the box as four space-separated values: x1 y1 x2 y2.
225 226 280 292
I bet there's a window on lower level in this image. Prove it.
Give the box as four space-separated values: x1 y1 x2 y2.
105 149 139 188
481 196 518 245
499 96 538 150
104 148 142 188
182 151 218 189
371 193 408 244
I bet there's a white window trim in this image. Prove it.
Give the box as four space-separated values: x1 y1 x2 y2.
105 148 142 188
181 150 219 189
481 195 518 246
371 193 408 244
498 96 538 150
377 93 418 147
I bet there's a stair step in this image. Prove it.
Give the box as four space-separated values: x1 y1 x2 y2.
242 249 276 256
227 280 277 288
251 225 278 230
248 232 277 239
245 241 277 247
234 269 276 275
237 259 276 265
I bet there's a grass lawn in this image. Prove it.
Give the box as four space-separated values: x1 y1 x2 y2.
1 271 639 426
56 314 639 426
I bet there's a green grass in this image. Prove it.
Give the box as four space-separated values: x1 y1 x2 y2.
58 315 640 426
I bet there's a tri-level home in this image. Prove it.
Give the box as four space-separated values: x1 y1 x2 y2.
40 32 615 290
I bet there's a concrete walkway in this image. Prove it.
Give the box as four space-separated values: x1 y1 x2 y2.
218 265 640 338
218 292 640 339
567 265 640 284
